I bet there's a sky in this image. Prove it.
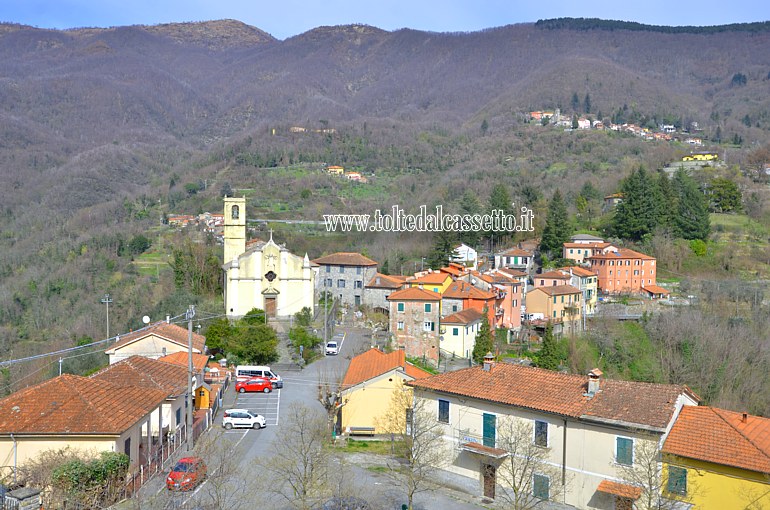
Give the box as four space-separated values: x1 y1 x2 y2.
2 0 769 40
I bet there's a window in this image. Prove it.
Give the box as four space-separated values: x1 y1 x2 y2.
337 279 345 288
452 304 458 312
397 321 404 331
533 474 550 500
326 265 331 273
355 280 363 289
452 327 459 336
231 204 239 219
553 296 557 304
176 407 182 426
424 303 432 313
667 466 687 495
438 399 449 423
569 249 573 254
397 302 405 312
616 437 634 466
540 280 545 286
423 321 434 332
339 266 345 273
483 413 496 448
534 420 548 447
326 278 332 287
124 437 131 457
356 266 362 274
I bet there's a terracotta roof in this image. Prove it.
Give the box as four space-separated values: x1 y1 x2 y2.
663 406 770 474
495 268 528 279
481 272 519 285
366 273 407 289
563 242 613 249
91 355 188 396
441 309 484 325
588 248 655 261
537 271 572 280
342 348 432 389
440 265 465 277
387 287 441 301
410 272 452 285
528 285 582 297
311 252 378 267
642 284 670 295
497 247 532 257
105 321 206 355
558 266 596 278
409 364 694 430
0 374 168 435
459 441 509 459
158 352 209 372
597 480 642 500
442 281 496 300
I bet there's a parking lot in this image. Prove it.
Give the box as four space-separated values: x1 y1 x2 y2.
229 388 281 427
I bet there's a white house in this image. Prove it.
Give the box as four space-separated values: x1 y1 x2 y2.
452 243 478 269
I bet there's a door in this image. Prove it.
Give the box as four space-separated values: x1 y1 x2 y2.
616 497 633 510
483 463 496 499
483 413 496 448
264 297 277 318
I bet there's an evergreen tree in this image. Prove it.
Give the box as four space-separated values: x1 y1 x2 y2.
611 166 663 242
571 92 580 112
472 307 494 364
672 168 710 241
539 190 572 259
655 171 675 230
458 190 483 247
584 93 592 114
487 184 514 248
426 230 456 269
537 322 560 370
380 258 390 275
707 177 742 213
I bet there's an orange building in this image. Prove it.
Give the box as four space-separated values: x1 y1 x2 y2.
588 248 668 297
441 281 497 328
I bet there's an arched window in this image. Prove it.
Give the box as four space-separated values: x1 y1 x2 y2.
231 205 239 219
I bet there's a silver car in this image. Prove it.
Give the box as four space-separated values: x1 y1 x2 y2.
222 408 266 429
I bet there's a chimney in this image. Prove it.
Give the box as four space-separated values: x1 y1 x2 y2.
587 368 603 396
482 352 495 372
742 412 748 423
166 315 171 323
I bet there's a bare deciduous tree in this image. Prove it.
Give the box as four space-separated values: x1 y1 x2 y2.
318 367 346 436
495 417 567 509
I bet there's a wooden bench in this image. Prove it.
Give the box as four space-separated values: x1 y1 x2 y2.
348 426 376 436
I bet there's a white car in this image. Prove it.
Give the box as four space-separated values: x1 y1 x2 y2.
325 341 339 355
222 409 266 430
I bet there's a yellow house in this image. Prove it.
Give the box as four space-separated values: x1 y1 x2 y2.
327 165 345 175
662 406 770 509
526 285 582 333
340 348 432 434
407 271 454 294
0 374 169 480
439 308 483 359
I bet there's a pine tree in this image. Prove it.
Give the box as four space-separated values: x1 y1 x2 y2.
458 190 483 247
584 93 592 114
611 166 663 242
655 171 675 230
472 307 494 364
672 168 710 241
380 258 390 275
537 322 560 370
539 190 572 260
426 230 456 269
487 184 514 248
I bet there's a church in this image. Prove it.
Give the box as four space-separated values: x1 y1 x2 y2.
222 197 315 319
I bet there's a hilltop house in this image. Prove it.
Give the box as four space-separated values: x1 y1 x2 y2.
409 362 699 509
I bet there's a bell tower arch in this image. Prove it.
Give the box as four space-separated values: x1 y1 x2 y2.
223 197 246 265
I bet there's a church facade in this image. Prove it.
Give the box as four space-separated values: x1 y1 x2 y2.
222 197 315 319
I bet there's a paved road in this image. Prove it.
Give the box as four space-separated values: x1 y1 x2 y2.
134 325 502 509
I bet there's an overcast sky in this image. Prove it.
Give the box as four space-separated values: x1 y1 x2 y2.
3 0 769 40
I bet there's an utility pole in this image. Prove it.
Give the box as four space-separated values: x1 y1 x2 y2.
323 295 328 345
59 357 63 376
186 305 196 451
101 294 113 338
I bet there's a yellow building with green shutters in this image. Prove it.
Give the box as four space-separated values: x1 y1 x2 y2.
662 406 770 509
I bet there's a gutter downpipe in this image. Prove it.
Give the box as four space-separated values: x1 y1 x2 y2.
562 419 567 492
11 433 17 484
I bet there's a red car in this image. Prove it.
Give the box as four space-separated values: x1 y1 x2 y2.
235 377 273 393
166 456 206 491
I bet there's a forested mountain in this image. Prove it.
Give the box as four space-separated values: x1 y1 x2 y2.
0 18 769 404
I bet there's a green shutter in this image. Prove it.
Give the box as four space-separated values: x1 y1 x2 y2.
667 466 687 495
483 413 496 448
533 474 549 499
616 437 633 465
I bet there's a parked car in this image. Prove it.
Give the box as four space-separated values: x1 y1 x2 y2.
325 340 339 355
166 457 207 491
235 377 273 393
223 408 266 430
234 365 284 388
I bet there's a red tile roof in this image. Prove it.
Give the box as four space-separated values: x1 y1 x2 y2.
441 309 484 325
311 252 378 266
497 247 532 257
342 348 432 389
158 352 209 372
495 268 528 279
387 287 441 301
410 272 453 285
588 248 655 260
442 281 496 300
642 284 670 295
537 271 572 280
558 266 597 278
563 242 614 249
597 480 642 500
104 321 206 354
91 355 188 396
0 374 168 435
528 285 582 297
366 273 407 289
409 364 695 430
663 406 770 474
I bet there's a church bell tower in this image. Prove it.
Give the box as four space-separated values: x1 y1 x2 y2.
223 197 246 265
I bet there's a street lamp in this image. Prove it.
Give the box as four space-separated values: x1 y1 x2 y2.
100 294 113 338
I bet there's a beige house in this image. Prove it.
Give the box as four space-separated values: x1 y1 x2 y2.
526 285 583 334
409 362 699 508
0 374 168 479
222 197 314 319
104 320 205 365
339 348 431 434
439 308 483 359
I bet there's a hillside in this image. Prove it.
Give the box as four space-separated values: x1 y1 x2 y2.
0 18 768 398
